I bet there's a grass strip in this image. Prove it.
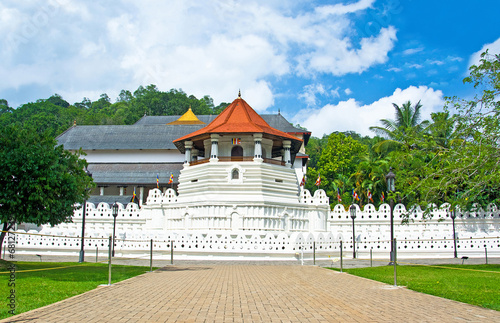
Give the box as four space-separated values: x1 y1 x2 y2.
0 260 157 319
329 264 500 311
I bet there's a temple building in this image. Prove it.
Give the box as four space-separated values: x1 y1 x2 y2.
15 94 499 259
56 95 311 207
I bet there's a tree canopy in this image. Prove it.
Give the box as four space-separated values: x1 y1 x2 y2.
0 85 229 137
0 125 94 251
307 50 500 211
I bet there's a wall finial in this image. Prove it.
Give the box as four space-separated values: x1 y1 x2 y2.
238 89 241 98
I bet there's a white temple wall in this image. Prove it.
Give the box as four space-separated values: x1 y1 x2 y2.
11 189 500 259
177 162 303 205
83 149 184 163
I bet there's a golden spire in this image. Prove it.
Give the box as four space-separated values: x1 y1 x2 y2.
166 106 205 125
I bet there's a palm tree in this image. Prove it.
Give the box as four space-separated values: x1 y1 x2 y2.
350 155 389 205
369 100 429 153
427 111 457 149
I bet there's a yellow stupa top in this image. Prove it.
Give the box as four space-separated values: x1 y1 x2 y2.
166 107 205 125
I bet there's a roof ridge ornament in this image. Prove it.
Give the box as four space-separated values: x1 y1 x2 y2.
238 89 241 99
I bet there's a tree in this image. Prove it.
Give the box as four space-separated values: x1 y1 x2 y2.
370 100 429 153
308 132 367 207
46 94 70 108
399 51 500 209
0 125 94 252
427 111 457 149
0 99 12 115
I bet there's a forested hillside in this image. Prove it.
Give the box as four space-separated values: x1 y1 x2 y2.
0 84 229 137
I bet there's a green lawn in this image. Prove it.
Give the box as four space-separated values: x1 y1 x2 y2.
0 260 156 319
330 264 500 311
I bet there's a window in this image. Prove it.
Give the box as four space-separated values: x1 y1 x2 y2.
232 169 239 179
231 146 243 157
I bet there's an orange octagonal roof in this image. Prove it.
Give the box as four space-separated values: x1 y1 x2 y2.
173 96 302 144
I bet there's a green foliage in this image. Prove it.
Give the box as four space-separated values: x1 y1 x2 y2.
396 51 500 209
307 132 367 207
305 50 500 211
1 85 226 138
0 125 94 250
370 100 430 154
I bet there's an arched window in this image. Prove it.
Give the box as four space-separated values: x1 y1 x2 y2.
231 146 243 161
231 146 243 157
231 169 239 179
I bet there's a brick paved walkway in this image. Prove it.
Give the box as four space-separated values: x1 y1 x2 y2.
3 265 499 322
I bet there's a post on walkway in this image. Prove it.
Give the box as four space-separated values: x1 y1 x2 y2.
171 240 174 265
150 239 153 272
485 247 488 265
340 240 343 273
393 238 397 287
96 247 98 263
370 248 373 267
108 236 112 286
313 241 316 265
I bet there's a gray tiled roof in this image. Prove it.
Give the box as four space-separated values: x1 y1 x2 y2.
57 114 309 151
134 114 308 133
57 124 203 150
88 195 137 206
88 163 183 185
261 114 310 134
134 115 217 125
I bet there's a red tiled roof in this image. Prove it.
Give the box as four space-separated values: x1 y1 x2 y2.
173 97 302 143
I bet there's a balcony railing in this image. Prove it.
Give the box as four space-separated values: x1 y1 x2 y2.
188 157 285 166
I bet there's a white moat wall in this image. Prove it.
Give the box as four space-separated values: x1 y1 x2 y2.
11 189 500 260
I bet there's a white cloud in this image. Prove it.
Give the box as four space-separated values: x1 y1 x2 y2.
298 26 397 76
294 86 445 137
387 67 402 72
468 37 500 68
316 0 375 16
0 1 398 108
344 88 352 95
299 84 344 107
407 63 423 69
402 47 424 55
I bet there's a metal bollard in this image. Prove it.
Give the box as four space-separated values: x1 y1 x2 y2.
485 247 488 265
96 247 98 263
313 241 316 266
171 240 174 265
393 238 397 287
108 236 112 285
340 241 343 273
150 239 153 272
370 248 373 267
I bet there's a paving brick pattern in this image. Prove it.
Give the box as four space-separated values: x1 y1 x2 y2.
3 265 499 322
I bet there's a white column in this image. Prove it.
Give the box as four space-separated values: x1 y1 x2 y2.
99 186 104 196
253 133 263 162
139 186 144 207
210 134 219 161
283 140 292 167
184 141 193 164
119 187 125 196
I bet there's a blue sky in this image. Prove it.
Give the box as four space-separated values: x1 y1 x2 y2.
1 0 499 136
